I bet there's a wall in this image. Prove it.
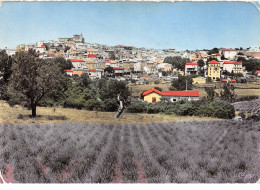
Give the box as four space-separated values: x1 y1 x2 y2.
143 92 162 103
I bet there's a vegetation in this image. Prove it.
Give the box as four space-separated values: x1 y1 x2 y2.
0 50 12 99
163 56 190 71
171 75 193 91
0 120 259 183
8 50 63 117
238 58 260 74
126 100 235 119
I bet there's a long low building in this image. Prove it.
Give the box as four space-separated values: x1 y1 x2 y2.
141 88 200 103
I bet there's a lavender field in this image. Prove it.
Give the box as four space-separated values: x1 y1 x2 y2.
0 120 260 183
233 99 260 113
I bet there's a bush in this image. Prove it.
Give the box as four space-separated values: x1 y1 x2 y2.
195 101 235 119
125 101 148 113
102 98 118 112
85 99 102 111
126 99 235 119
235 95 259 102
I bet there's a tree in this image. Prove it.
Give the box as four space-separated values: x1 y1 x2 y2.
8 50 63 117
242 59 260 73
171 75 193 90
108 51 116 60
104 66 114 77
163 56 189 71
208 48 219 55
220 84 236 103
205 87 218 101
53 57 73 73
197 59 205 68
0 50 12 99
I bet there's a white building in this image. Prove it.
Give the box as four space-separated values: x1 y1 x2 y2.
221 49 237 60
185 62 199 75
223 61 243 73
87 69 103 79
70 59 87 69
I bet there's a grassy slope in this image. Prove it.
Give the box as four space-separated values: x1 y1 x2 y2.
0 100 217 125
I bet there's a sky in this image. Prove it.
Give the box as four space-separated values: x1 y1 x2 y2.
0 1 260 50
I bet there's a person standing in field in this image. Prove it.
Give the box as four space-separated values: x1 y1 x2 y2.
115 93 126 118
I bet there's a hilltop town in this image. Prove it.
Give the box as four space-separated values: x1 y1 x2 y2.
4 34 260 84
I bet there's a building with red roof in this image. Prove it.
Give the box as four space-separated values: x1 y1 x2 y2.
220 48 237 60
208 60 220 81
185 62 199 76
70 59 86 69
223 61 243 74
256 70 260 77
88 54 97 58
65 70 73 76
141 88 200 103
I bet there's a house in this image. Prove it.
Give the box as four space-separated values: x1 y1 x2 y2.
223 61 243 74
256 70 260 77
220 49 237 60
207 60 220 81
185 62 199 75
221 78 236 83
65 70 73 76
88 54 97 58
72 69 84 76
113 67 124 76
87 69 103 79
86 60 98 69
70 59 86 69
193 77 206 84
141 88 200 103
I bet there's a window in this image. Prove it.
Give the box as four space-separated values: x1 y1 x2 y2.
172 99 177 102
152 97 156 103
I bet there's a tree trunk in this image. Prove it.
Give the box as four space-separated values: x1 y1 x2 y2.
32 105 37 117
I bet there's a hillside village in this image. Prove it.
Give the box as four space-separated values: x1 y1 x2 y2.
2 34 260 104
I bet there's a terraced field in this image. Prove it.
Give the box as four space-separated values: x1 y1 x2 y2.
0 120 259 183
232 99 260 113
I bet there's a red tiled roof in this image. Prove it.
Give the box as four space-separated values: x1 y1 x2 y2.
88 54 97 58
230 79 236 82
65 70 73 72
105 60 110 62
221 79 227 82
224 61 242 64
209 60 219 64
256 70 260 73
70 59 85 62
142 88 162 96
113 67 123 70
161 91 200 97
221 48 236 51
86 61 97 64
89 69 96 72
142 88 200 97
39 53 44 55
185 62 198 66
216 53 220 55
41 45 45 48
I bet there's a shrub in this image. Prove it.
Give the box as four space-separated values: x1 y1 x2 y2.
85 99 102 111
125 101 148 113
195 101 235 119
235 95 259 102
102 98 118 112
